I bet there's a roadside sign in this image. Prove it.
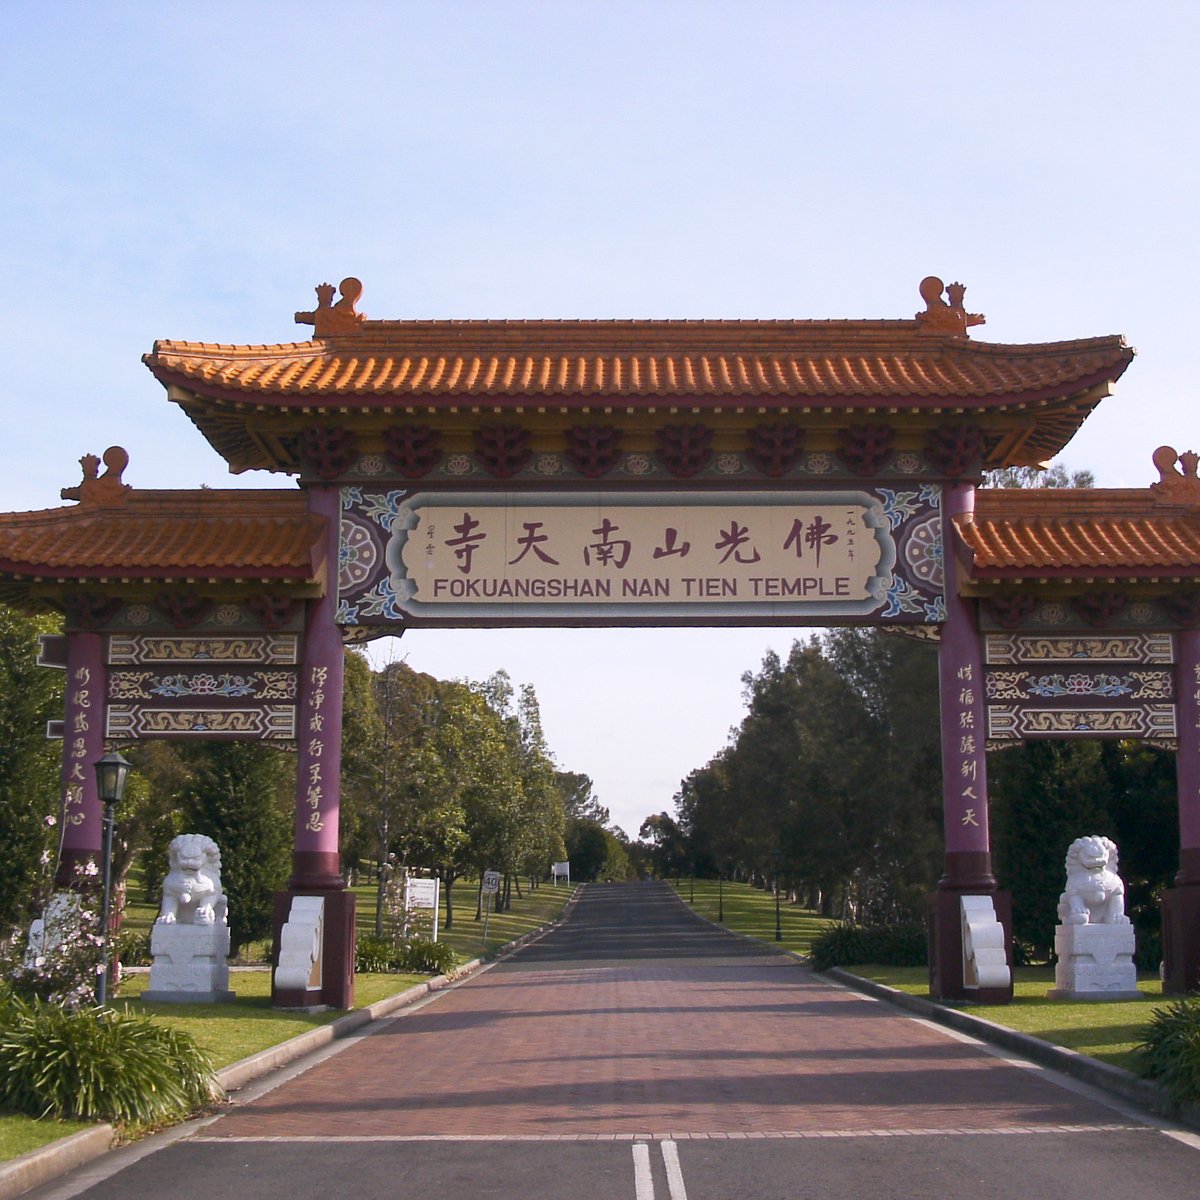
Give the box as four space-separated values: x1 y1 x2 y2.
482 869 500 894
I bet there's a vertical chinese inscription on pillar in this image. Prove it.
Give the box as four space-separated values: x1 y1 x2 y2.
956 663 983 829
303 665 327 833
65 665 92 827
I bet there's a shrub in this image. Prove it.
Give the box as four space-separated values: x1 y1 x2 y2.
114 927 153 967
354 935 458 976
808 921 927 971
398 938 457 975
0 994 222 1125
1134 996 1200 1112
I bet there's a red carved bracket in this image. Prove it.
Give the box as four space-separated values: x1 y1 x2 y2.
925 423 986 478
1072 591 1127 628
837 424 895 476
565 425 623 479
383 424 443 478
66 592 121 631
246 594 300 631
299 426 359 481
155 592 213 630
475 425 532 479
656 424 713 478
746 423 805 477
984 594 1039 629
1162 591 1200 627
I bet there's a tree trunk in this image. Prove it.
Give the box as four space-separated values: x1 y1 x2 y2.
442 869 455 930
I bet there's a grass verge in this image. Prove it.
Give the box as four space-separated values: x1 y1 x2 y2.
0 1114 95 1162
678 877 835 958
678 878 1175 1076
842 964 1165 1072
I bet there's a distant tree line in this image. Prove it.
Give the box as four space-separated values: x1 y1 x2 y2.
662 636 1177 962
0 606 637 956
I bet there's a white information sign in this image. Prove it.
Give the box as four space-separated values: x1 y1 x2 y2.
403 875 439 942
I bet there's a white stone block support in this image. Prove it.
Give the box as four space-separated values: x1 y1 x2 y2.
1050 923 1141 1000
144 922 234 1003
960 895 1011 990
274 895 325 992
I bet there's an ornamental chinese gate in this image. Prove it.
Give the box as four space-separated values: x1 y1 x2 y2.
5 274 1200 1008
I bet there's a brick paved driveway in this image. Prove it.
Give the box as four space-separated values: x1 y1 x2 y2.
205 882 1128 1139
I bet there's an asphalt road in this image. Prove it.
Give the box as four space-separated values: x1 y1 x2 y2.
27 882 1200 1200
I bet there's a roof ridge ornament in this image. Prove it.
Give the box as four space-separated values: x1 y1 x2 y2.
1151 445 1200 505
914 276 985 338
61 446 132 506
295 277 366 338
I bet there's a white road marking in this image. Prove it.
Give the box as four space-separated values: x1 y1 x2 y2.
632 1141 655 1200
661 1140 689 1200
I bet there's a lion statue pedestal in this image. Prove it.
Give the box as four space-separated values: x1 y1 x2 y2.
1049 835 1141 1001
143 834 234 1004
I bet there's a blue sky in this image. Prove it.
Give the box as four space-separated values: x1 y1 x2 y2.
3 2 1198 837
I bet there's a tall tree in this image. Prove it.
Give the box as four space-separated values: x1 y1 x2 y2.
0 604 63 933
178 741 293 956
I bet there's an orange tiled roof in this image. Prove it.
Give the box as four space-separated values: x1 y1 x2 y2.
145 322 1131 404
0 490 324 580
958 489 1200 577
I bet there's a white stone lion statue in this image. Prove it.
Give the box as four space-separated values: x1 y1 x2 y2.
1057 835 1129 926
156 834 228 926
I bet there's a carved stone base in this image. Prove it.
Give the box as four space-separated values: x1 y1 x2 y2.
144 923 234 1004
1049 923 1140 1000
271 888 356 1010
928 886 1013 1003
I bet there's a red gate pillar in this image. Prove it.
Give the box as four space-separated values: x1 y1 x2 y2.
1163 628 1200 993
272 485 355 1009
55 631 106 884
928 482 1013 1002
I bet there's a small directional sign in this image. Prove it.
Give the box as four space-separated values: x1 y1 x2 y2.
482 869 500 894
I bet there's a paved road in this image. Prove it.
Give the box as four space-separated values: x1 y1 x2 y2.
31 882 1200 1200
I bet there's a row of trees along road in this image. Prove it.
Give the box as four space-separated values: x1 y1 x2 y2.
1 607 636 956
668 465 1180 963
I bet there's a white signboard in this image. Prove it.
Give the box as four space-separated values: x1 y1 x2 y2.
551 861 570 885
482 869 501 894
403 875 439 942
388 490 891 620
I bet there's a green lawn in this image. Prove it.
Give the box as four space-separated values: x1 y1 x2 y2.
0 1114 96 1162
1 877 575 1163
351 874 577 962
843 964 1164 1071
677 876 836 957
113 970 427 1068
676 877 1176 1075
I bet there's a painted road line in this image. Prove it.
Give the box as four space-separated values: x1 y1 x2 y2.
660 1140 689 1200
632 1142 654 1200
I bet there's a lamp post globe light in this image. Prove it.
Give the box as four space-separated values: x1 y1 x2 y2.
94 751 132 1007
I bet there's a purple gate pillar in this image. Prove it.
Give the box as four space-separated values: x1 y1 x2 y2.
1163 628 1200 992
272 485 355 1009
928 482 1013 1002
55 632 106 886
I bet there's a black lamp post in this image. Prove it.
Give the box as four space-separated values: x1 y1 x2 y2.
689 864 694 904
771 848 783 942
94 751 131 1006
717 868 725 923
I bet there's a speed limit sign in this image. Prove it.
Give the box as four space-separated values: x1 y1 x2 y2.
482 869 500 894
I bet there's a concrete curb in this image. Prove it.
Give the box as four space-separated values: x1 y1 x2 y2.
822 966 1200 1131
0 1127 115 1200
0 887 580 1200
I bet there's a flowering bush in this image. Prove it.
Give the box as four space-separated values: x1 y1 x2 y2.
5 863 107 1010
